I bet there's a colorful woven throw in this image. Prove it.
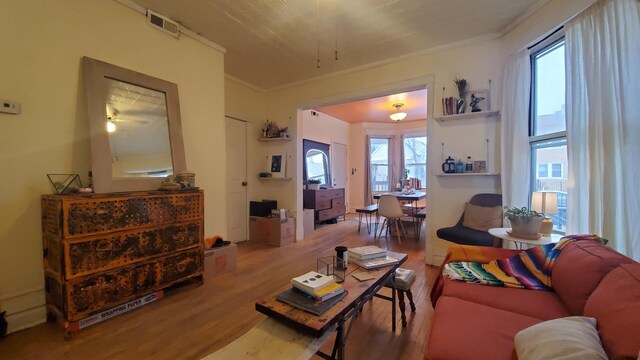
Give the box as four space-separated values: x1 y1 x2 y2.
442 234 605 290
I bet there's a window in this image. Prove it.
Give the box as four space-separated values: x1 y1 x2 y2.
530 33 567 233
403 135 426 188
370 137 390 192
537 163 564 179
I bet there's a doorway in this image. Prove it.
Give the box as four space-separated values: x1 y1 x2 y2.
225 117 248 242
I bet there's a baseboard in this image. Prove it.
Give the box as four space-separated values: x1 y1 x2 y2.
0 288 47 334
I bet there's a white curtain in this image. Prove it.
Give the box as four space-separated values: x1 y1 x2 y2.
565 0 640 259
501 49 531 210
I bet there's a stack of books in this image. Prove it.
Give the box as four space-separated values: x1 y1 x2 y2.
276 271 347 315
348 245 399 270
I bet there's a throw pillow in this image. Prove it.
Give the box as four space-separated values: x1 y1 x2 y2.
514 316 607 360
462 203 502 232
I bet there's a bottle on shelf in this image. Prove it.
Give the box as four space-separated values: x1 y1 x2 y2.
465 156 473 173
455 159 464 173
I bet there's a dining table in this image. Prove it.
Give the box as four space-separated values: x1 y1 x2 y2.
373 191 426 240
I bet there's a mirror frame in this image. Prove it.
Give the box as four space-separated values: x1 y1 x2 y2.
302 139 331 186
83 57 186 193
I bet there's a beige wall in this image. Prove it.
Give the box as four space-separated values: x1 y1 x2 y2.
0 0 225 332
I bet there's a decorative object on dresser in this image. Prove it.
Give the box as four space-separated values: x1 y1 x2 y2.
41 189 204 332
303 188 345 227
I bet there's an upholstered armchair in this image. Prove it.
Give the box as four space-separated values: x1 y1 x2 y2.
436 193 503 247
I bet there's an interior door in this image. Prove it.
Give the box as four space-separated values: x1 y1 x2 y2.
332 142 348 208
225 117 248 242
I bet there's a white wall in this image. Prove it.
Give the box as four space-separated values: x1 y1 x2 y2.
0 0 225 333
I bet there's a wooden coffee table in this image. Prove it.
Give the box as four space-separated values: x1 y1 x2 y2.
255 251 407 360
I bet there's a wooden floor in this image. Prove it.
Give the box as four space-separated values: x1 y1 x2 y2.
0 215 438 360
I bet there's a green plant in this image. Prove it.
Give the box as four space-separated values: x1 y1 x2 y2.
403 168 410 179
503 206 542 221
307 179 321 184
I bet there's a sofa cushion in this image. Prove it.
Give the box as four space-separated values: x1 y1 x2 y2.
436 226 497 247
462 203 502 232
442 278 571 320
426 296 541 360
584 263 640 359
514 316 607 360
552 240 634 315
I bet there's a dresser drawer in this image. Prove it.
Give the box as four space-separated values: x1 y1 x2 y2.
332 197 345 208
65 220 202 279
61 192 203 238
318 207 344 222
65 248 203 321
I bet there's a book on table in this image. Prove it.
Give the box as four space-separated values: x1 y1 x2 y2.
348 255 399 270
291 271 335 294
292 283 344 302
348 245 387 260
276 288 348 316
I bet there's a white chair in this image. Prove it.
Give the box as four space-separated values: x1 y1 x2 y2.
377 194 406 244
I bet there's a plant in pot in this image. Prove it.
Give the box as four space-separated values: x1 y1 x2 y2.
503 206 544 239
307 179 321 190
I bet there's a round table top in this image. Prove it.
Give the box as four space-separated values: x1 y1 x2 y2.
488 227 563 246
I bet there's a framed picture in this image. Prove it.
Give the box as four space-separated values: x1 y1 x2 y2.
473 160 487 173
466 89 490 113
267 153 286 178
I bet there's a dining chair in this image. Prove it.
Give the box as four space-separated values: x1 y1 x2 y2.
377 194 406 244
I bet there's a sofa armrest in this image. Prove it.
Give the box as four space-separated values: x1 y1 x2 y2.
430 244 521 307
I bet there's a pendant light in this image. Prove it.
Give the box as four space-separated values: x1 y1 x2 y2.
390 103 407 121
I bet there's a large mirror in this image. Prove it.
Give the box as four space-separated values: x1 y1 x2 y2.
303 139 331 186
83 57 186 193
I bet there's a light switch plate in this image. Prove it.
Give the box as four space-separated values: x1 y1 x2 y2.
1 100 21 114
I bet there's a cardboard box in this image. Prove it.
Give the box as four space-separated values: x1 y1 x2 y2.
249 216 295 246
204 243 237 279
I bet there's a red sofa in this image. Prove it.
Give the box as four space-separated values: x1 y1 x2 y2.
426 239 640 360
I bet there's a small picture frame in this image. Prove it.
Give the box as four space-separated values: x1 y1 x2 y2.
466 89 490 113
473 161 487 173
267 153 286 178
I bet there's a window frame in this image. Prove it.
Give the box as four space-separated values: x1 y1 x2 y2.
529 29 567 234
369 136 391 193
401 134 427 189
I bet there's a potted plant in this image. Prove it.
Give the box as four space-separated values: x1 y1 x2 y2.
307 179 321 190
503 206 544 239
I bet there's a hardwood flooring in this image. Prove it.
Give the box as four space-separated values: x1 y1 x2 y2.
0 215 438 360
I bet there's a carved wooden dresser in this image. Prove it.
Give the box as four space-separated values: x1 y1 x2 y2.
41 189 204 329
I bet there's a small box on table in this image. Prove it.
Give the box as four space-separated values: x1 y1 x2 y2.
204 243 237 279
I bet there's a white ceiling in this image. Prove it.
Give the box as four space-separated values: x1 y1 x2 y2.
131 0 542 90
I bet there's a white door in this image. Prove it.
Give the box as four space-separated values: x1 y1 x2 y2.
225 117 248 243
332 142 348 207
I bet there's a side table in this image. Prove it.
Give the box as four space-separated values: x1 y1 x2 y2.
488 227 563 250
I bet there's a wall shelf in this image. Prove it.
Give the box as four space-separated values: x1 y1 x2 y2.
436 173 500 177
258 177 291 181
435 110 500 122
259 137 291 142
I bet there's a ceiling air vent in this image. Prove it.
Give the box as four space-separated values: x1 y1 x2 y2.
147 10 179 38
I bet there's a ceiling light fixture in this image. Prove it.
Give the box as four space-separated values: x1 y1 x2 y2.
390 103 407 121
106 120 117 133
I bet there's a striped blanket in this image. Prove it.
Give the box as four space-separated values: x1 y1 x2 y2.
443 234 605 290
